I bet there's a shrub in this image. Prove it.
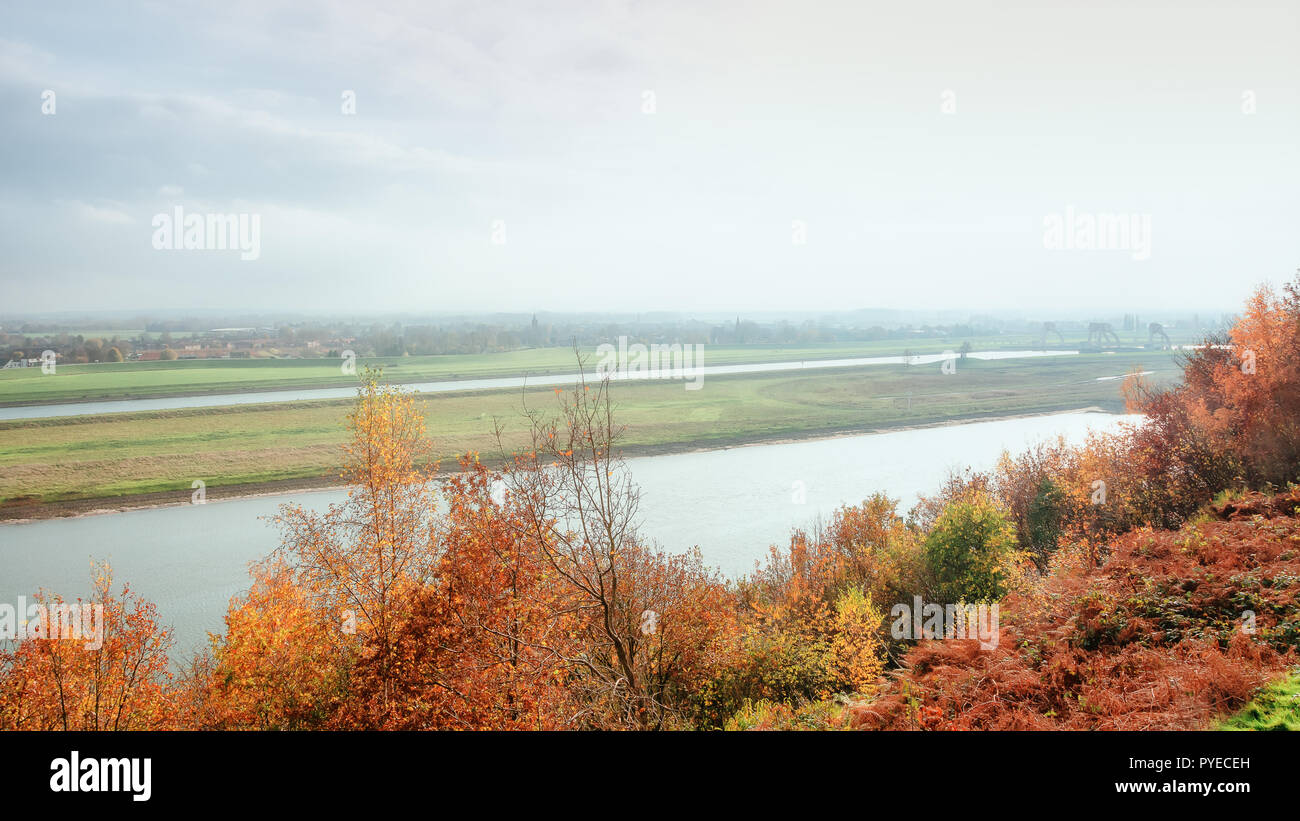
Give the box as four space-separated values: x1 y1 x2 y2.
724 697 848 730
824 494 928 604
923 490 1021 603
853 489 1300 730
1024 476 1067 564
827 586 886 693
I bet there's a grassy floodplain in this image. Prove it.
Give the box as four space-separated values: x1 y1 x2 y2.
0 333 1202 406
0 351 1178 510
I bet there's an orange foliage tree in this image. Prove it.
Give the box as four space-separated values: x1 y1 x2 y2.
1122 274 1300 524
273 369 438 715
0 564 174 730
197 558 350 730
823 493 926 604
348 458 570 729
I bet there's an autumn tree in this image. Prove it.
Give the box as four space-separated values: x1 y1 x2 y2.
499 359 737 728
823 493 926 604
274 369 438 714
703 507 899 727
0 563 175 730
827 586 887 692
349 458 571 729
1126 274 1300 506
613 544 738 727
198 558 351 730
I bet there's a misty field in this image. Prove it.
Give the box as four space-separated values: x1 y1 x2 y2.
0 334 1197 405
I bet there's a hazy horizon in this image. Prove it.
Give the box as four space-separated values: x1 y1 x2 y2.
0 303 1243 328
2 0 1297 315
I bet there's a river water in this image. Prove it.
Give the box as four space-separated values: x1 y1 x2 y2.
0 409 1137 654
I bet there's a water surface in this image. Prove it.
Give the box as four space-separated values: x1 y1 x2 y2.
0 410 1135 653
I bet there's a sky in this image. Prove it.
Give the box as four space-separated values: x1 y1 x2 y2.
0 0 1297 316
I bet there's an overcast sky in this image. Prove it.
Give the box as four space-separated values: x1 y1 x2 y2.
1 0 1297 316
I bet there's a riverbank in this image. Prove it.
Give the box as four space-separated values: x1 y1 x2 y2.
2 353 1169 516
0 404 1126 523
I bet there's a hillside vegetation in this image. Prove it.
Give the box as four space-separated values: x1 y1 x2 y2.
851 488 1300 730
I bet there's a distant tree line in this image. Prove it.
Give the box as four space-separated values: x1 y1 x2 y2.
3 308 1234 364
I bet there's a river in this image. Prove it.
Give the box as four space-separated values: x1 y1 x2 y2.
0 409 1137 654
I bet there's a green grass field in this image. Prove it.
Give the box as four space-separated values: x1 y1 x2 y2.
0 335 1192 405
0 351 1178 505
1219 670 1300 730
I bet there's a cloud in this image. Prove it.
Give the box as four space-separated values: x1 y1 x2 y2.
64 200 133 225
0 1 1296 315
0 37 57 85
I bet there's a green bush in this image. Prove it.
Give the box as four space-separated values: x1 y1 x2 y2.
923 491 1019 602
1025 476 1066 565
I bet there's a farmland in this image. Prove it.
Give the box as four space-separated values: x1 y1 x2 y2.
0 333 1200 406
0 351 1177 511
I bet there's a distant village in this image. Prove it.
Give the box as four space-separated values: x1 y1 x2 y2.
1 311 1229 368
1 327 358 367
